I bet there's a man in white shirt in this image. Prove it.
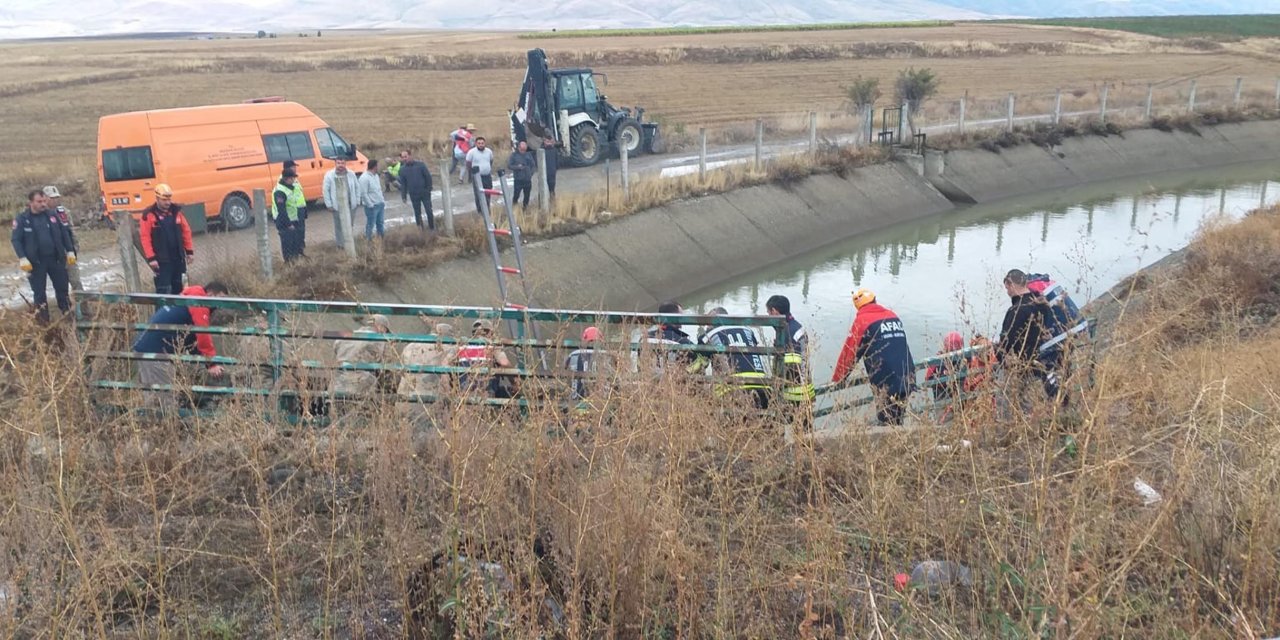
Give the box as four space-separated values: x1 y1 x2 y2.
322 157 361 246
465 136 495 212
357 158 386 240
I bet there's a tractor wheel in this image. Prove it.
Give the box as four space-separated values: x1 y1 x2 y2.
219 192 254 230
569 123 602 166
615 119 643 156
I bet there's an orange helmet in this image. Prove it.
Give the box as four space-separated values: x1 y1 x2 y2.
852 288 876 310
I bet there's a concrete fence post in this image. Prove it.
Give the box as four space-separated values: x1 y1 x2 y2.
603 158 611 208
754 118 764 170
439 159 456 236
958 91 967 134
1053 89 1062 125
115 210 141 292
1099 83 1109 124
698 127 707 180
1233 76 1243 108
1275 76 1280 111
334 177 356 257
901 101 911 139
253 188 272 279
620 141 630 203
808 110 817 153
1006 93 1015 132
862 104 874 146
533 150 548 223
1188 79 1198 113
1144 83 1154 120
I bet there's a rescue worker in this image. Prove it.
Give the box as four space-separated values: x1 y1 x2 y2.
138 183 195 295
924 331 967 422
10 189 75 322
42 185 81 291
995 269 1062 405
329 314 393 417
382 157 402 193
564 326 616 404
273 168 306 261
832 288 916 426
455 319 515 399
398 321 459 425
766 294 815 431
282 161 308 249
640 301 705 375
700 307 771 410
131 282 228 409
397 150 435 230
451 124 476 184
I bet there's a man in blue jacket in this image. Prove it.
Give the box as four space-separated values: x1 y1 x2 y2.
132 281 229 408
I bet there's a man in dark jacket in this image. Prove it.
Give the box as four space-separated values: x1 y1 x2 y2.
996 269 1061 402
641 301 707 375
507 140 537 210
832 288 916 425
132 281 228 408
273 169 306 261
138 183 196 294
11 189 75 322
397 149 435 230
43 185 81 291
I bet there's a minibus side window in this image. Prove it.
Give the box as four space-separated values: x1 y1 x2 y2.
315 128 352 159
102 146 156 182
263 132 315 162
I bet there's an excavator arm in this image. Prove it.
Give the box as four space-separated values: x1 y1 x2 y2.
510 49 558 149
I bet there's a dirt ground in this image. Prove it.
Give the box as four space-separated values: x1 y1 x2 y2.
3 23 1278 213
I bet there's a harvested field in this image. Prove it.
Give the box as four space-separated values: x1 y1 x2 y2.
2 23 1278 213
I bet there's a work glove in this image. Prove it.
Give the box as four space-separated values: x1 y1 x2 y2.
19 257 32 273
66 252 76 266
148 259 160 272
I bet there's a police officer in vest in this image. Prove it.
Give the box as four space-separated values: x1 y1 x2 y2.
273 168 306 261
767 294 815 432
700 307 771 410
11 188 75 323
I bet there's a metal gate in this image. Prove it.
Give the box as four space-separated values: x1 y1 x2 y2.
878 107 903 146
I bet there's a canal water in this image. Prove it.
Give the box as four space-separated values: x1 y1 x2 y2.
685 161 1280 384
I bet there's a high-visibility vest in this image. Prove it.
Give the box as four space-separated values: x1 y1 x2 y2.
271 183 305 222
387 162 401 178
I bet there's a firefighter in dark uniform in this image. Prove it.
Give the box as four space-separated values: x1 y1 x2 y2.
273 168 306 261
11 189 74 322
700 307 771 411
832 288 916 426
42 185 81 291
641 301 707 376
766 294 815 432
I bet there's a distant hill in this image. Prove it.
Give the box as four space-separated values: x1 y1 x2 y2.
1 0 1276 40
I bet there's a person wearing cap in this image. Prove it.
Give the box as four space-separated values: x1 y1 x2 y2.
10 188 75 322
766 294 815 433
273 168 307 261
454 319 515 398
700 307 771 411
358 158 386 240
452 124 477 184
138 183 195 295
397 149 435 231
398 321 460 424
329 314 393 415
564 326 616 404
832 288 916 426
43 185 82 291
281 161 308 248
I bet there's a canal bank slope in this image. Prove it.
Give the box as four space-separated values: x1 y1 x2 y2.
366 119 1280 311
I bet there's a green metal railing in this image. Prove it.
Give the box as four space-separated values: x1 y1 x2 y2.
75 292 1090 424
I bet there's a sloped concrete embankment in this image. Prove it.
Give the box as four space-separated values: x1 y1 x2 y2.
924 120 1280 204
363 162 955 310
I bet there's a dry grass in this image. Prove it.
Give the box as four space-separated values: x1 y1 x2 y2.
2 207 1280 636
3 22 1278 215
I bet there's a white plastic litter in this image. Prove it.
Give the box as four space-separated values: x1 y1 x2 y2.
1133 478 1163 506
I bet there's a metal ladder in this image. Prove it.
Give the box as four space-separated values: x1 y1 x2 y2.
470 167 548 370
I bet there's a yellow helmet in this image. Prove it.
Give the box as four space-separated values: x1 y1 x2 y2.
154 183 174 197
852 288 876 310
